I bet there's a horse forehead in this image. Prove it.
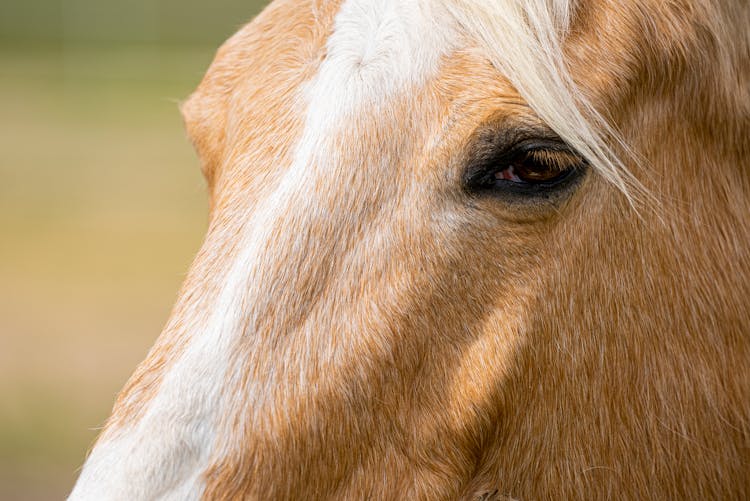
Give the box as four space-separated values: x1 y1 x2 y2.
266 0 458 139
292 1 459 165
321 1 457 94
187 0 470 209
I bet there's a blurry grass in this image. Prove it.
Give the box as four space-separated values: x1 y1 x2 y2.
0 46 213 499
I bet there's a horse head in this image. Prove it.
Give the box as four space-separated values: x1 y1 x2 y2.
71 1 750 498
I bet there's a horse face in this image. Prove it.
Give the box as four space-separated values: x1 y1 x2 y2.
180 2 596 491
71 0 749 499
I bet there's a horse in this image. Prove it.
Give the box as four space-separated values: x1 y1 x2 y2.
69 0 750 499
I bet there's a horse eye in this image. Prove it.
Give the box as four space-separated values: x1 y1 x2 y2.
494 149 583 186
464 139 587 198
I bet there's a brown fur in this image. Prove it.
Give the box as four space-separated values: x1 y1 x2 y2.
98 0 749 498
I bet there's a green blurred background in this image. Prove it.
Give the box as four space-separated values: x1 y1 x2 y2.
0 1 268 498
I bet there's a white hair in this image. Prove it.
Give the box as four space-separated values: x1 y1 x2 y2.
443 0 644 203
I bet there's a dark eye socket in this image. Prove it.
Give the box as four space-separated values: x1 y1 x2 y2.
464 138 587 197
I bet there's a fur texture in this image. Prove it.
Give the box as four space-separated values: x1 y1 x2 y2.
70 0 750 499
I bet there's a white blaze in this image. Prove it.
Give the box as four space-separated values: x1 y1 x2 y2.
68 1 456 499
